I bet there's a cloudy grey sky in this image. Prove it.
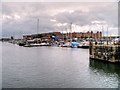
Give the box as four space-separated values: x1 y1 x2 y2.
1 2 118 38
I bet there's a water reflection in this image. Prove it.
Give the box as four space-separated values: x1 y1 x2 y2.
89 59 120 88
89 59 120 75
2 42 120 88
0 42 2 89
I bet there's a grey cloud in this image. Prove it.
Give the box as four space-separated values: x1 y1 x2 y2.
2 2 118 37
54 2 118 26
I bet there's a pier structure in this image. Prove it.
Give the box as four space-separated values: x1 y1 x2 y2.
89 43 120 63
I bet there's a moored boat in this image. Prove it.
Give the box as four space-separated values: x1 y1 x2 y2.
78 41 89 49
71 42 80 48
18 41 26 46
24 43 51 47
61 42 71 47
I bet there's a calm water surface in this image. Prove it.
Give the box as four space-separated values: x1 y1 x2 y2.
2 42 120 88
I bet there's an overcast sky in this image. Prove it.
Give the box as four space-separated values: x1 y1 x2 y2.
1 2 118 38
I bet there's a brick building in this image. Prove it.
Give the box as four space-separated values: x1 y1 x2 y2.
23 31 102 40
66 31 102 39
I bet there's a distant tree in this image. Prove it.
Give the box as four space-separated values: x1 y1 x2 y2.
84 36 88 39
81 36 84 38
90 36 93 38
11 36 14 40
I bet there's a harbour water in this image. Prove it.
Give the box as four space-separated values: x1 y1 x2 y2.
2 42 120 88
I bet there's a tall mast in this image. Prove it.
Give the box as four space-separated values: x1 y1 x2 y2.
62 27 64 41
36 18 39 43
37 18 39 35
101 25 104 38
106 26 108 45
70 22 72 44
66 28 68 42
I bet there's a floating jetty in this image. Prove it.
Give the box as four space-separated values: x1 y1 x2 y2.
89 43 120 63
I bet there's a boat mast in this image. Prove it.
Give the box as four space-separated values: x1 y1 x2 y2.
37 18 39 43
101 25 104 38
107 26 108 45
37 18 39 36
66 28 68 42
62 26 64 41
70 22 72 44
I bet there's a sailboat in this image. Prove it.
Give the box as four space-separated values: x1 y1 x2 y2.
78 40 89 49
69 23 80 48
61 23 72 47
24 19 42 47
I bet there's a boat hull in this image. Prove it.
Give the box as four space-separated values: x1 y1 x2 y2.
78 45 89 49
